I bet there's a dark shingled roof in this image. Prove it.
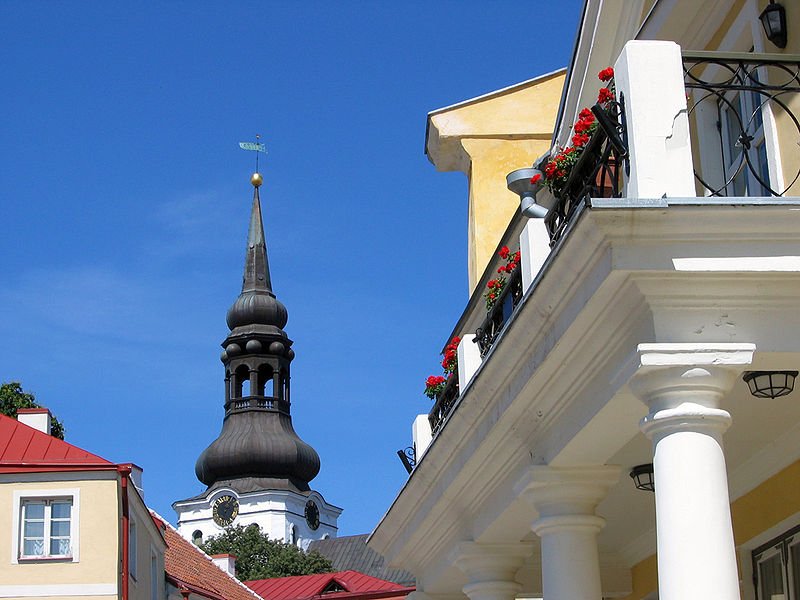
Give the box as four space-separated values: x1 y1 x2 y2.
307 535 414 587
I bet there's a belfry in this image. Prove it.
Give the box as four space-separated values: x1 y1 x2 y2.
174 171 341 548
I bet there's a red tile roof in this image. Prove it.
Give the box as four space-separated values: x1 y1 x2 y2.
0 413 113 472
151 512 263 600
246 570 414 600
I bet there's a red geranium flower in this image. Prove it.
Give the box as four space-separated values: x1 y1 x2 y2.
579 107 594 120
598 87 614 103
598 67 614 82
530 173 542 185
572 133 590 147
499 246 510 259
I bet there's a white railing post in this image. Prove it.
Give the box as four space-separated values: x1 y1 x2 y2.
613 41 695 198
457 333 482 391
413 414 433 460
519 219 550 292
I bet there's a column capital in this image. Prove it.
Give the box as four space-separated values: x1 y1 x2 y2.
452 542 531 583
515 465 620 519
631 343 754 413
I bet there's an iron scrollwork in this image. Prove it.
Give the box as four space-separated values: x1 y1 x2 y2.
474 266 524 358
682 51 800 196
427 373 460 436
545 98 628 245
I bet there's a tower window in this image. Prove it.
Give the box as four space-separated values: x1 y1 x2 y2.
192 530 203 545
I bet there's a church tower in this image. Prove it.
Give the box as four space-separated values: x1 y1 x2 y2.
174 172 341 548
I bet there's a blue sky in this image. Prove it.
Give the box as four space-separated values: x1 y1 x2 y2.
1 2 582 536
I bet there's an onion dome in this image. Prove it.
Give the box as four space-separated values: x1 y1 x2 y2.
195 413 320 492
194 173 321 495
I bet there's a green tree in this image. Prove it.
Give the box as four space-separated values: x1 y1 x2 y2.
0 382 65 440
200 524 333 581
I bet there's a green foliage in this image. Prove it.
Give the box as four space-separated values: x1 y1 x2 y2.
200 524 333 581
0 382 65 440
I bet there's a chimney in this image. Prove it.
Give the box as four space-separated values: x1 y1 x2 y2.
122 463 146 499
211 554 237 576
17 408 51 435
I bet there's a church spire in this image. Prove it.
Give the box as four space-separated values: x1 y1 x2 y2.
242 174 273 294
194 172 320 495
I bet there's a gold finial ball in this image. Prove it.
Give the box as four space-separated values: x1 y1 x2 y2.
251 172 263 188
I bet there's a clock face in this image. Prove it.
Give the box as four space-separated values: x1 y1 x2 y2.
305 500 320 530
212 495 239 527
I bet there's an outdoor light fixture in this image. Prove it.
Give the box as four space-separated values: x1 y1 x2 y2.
760 0 787 49
630 464 655 492
506 167 551 218
743 370 798 398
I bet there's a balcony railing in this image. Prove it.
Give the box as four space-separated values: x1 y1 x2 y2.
428 373 459 436
683 51 800 197
545 101 628 245
475 265 524 357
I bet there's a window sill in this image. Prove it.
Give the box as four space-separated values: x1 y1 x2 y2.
18 555 75 563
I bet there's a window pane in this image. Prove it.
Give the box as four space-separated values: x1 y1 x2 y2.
732 165 747 197
50 538 71 556
724 99 744 159
24 521 44 537
23 502 45 520
759 553 785 598
51 520 71 537
51 502 71 519
23 539 44 556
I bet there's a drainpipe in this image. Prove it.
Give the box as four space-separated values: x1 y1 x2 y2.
119 464 132 600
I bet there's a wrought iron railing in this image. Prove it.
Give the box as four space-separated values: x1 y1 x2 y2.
683 51 800 196
545 101 628 245
474 266 524 357
428 374 460 435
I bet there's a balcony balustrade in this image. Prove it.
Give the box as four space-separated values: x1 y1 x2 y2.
428 373 459 436
545 101 628 245
225 395 288 415
682 51 800 197
475 265 524 357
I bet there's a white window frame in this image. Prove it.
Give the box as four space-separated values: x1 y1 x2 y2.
753 524 800 600
11 488 80 563
150 546 160 600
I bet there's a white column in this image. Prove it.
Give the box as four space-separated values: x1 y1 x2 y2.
613 40 695 198
457 334 482 391
519 219 550 292
630 343 755 600
453 543 530 600
517 466 620 600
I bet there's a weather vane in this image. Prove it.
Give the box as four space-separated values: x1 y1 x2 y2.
239 134 268 187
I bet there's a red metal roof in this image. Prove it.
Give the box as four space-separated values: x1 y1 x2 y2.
0 412 113 472
151 512 263 600
246 570 414 600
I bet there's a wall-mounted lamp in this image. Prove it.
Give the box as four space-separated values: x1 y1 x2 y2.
760 1 787 49
630 464 655 492
507 167 551 218
742 370 797 398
